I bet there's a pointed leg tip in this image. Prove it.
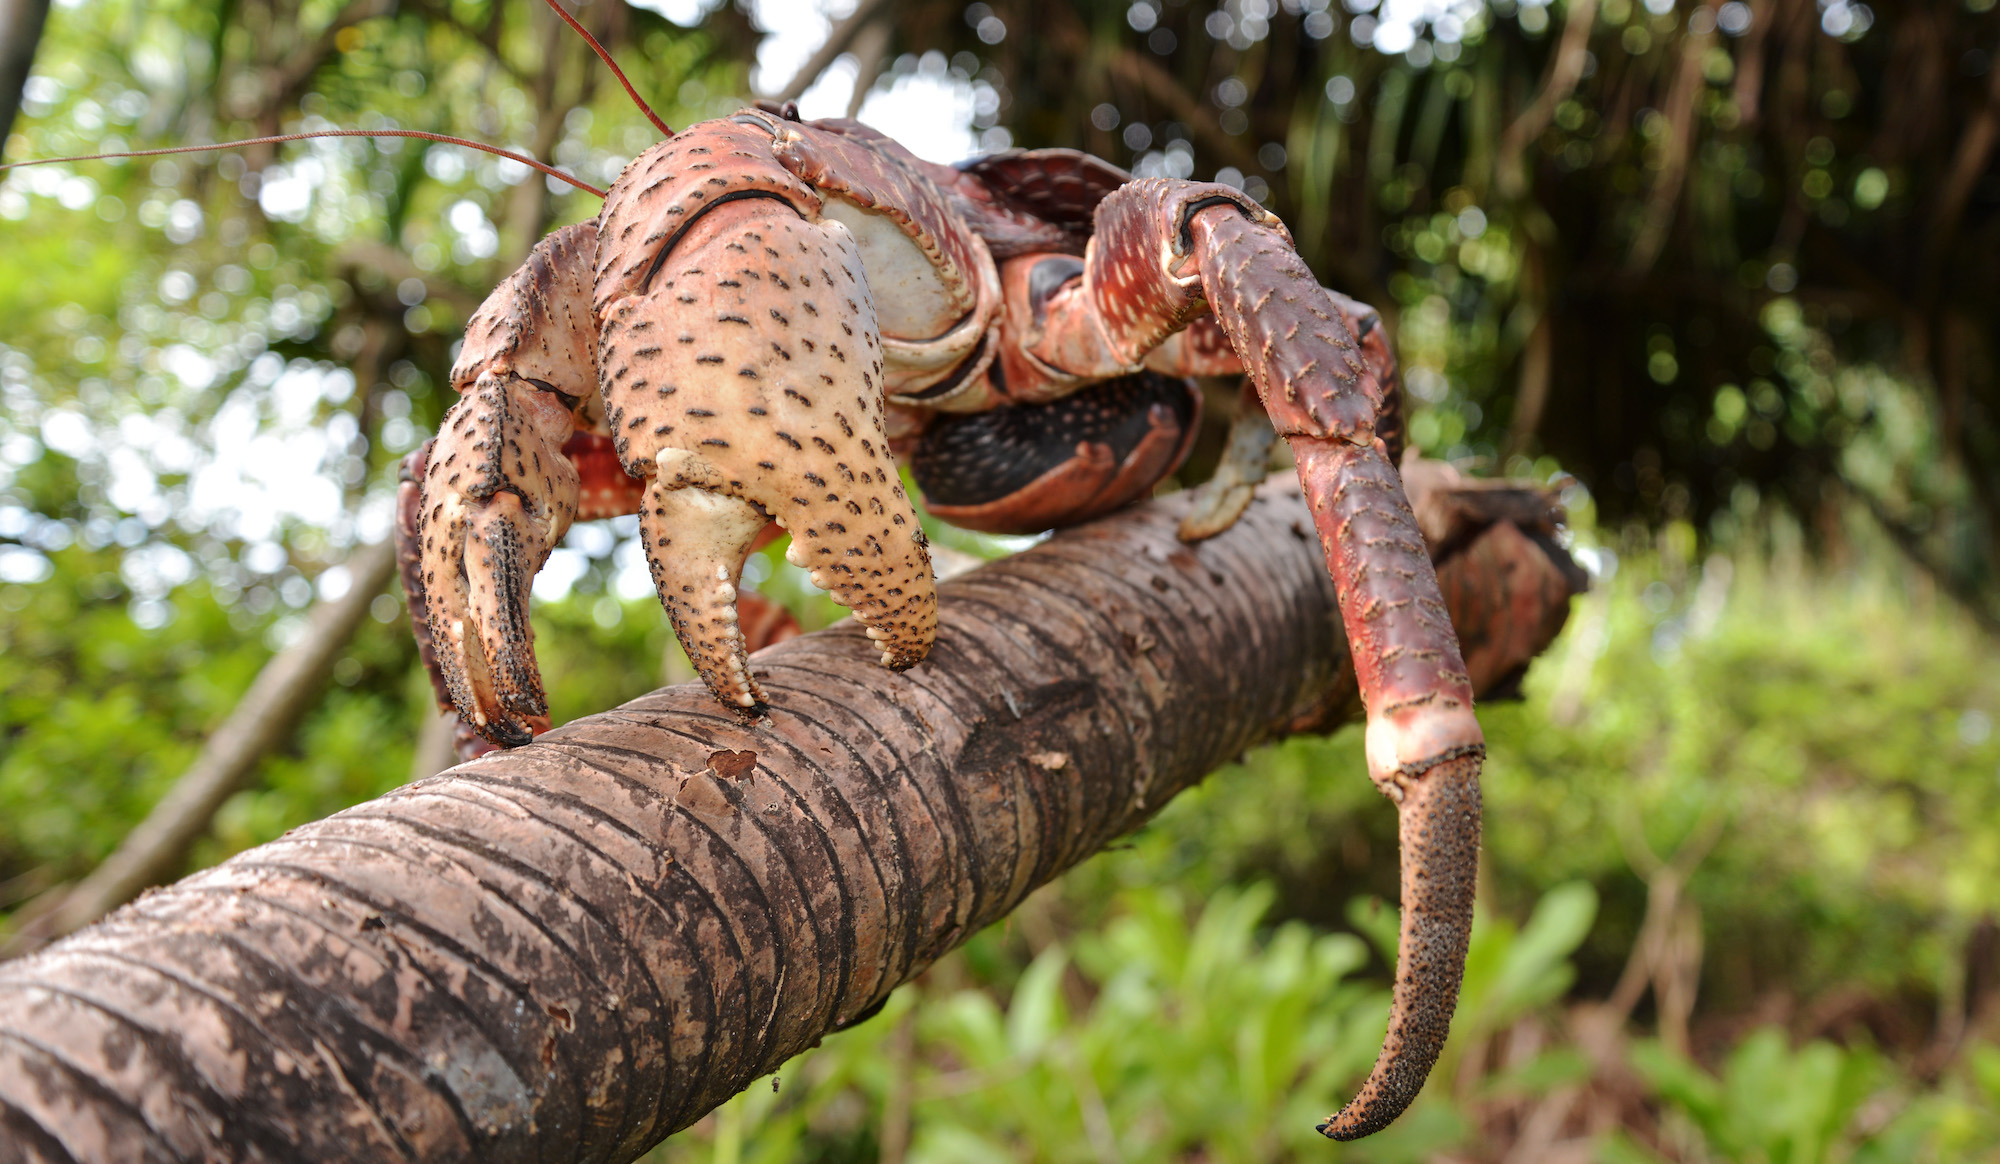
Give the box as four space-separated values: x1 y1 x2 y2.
484 720 534 750
500 689 549 719
1176 484 1256 543
1316 1102 1393 1141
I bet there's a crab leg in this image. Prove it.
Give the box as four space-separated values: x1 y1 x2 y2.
1191 201 1480 1140
1178 380 1277 542
1074 179 1482 1139
412 223 602 747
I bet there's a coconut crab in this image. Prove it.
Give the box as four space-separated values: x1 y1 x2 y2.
7 18 1489 1142
388 103 1478 1140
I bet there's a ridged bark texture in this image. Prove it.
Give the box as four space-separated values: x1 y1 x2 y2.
0 477 1578 1164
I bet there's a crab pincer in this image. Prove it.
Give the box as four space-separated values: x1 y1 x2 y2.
591 123 938 710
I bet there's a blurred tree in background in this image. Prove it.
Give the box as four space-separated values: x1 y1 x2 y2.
789 0 2000 628
3 0 2000 1158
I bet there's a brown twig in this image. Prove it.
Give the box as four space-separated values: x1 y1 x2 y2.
845 20 892 120
772 0 895 103
1729 0 1776 125
0 0 51 159
1625 14 1714 274
1848 480 2000 636
1107 48 1260 174
1927 32 2000 264
1595 807 1724 1052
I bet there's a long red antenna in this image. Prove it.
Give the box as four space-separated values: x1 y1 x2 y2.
0 129 609 197
539 0 675 139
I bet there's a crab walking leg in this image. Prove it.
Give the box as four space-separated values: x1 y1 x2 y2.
1069 177 1482 1138
595 182 936 709
1184 201 1482 1140
1179 383 1277 542
420 372 581 744
416 222 602 747
1179 295 1400 545
637 481 773 706
1288 441 1482 1140
396 445 450 712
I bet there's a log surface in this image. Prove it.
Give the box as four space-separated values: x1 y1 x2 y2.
0 477 1575 1164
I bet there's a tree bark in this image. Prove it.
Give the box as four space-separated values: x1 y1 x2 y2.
0 474 1580 1164
770 0 893 103
0 0 51 158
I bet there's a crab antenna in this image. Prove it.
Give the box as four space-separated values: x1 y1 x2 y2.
539 0 675 139
0 130 609 197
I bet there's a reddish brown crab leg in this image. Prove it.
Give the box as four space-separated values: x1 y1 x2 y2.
1067 178 1482 1138
1181 202 1483 1139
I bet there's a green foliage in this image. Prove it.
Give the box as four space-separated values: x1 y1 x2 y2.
640 875 2000 1162
0 536 676 901
1619 1031 1887 1164
1089 519 2000 1013
1 545 259 870
1603 1035 2000 1164
643 882 1594 1163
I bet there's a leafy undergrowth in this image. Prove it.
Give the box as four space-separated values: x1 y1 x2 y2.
643 883 2000 1163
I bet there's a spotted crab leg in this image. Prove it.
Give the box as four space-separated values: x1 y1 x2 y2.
414 224 601 747
592 123 936 710
1082 179 1483 1139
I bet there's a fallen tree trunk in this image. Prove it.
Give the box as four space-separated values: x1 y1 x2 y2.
0 473 1581 1164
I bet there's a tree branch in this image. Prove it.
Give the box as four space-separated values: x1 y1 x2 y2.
1847 479 2000 636
1928 43 2000 267
0 0 51 160
1625 16 1715 274
1107 46 1260 174
770 0 894 103
1495 0 1596 201
0 475 1580 1161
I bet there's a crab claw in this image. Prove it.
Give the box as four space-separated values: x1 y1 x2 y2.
420 371 579 746
594 158 937 710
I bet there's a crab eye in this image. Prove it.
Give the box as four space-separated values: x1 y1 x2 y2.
525 377 584 412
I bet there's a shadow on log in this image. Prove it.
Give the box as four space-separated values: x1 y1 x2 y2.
0 470 1583 1163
